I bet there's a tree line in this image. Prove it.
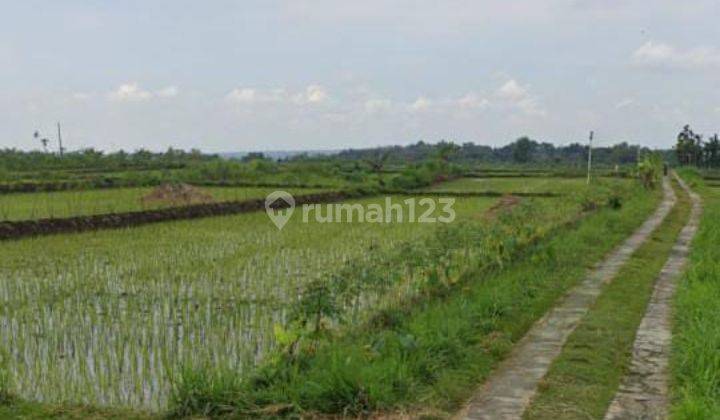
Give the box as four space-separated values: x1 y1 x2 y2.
334 138 668 167
0 148 219 172
675 125 720 168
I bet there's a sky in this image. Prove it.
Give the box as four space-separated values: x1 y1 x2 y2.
1 0 719 153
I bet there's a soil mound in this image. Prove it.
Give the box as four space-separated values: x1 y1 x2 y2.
485 194 521 219
141 183 214 206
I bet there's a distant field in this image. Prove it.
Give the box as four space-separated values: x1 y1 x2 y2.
0 177 628 222
0 186 328 221
426 176 628 194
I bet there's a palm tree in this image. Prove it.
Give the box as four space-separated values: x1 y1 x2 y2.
676 125 703 166
364 150 390 186
34 130 49 153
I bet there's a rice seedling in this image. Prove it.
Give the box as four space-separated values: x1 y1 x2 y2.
426 176 625 195
0 186 327 222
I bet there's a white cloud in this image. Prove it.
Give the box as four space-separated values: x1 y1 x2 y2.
293 84 329 104
226 88 259 103
227 85 328 106
305 84 328 103
615 98 634 109
156 86 179 98
409 96 432 111
107 83 179 101
457 92 489 109
632 41 720 70
364 98 393 113
496 80 527 102
494 79 545 116
108 82 153 102
71 92 93 101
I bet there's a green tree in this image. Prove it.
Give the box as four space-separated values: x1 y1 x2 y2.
511 137 534 163
676 125 703 166
704 134 720 168
434 141 461 163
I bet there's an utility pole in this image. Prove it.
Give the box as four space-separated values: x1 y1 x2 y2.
586 130 594 185
57 122 64 157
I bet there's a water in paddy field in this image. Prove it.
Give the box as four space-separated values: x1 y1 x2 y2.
0 232 402 409
0 294 283 409
0 255 299 409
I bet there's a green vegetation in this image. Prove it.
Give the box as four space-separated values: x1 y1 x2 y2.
337 138 668 166
0 160 373 192
1 137 683 419
0 186 327 221
675 125 720 168
524 178 691 419
0 171 641 416
671 169 720 419
426 176 611 195
0 147 216 175
165 181 653 417
637 152 664 189
0 400 154 420
0 194 522 409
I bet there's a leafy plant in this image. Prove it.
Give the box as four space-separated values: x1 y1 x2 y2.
637 152 663 189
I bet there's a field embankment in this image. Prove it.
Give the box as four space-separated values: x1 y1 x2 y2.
0 190 359 240
0 176 578 239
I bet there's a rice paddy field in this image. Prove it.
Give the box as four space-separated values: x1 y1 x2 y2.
426 176 611 194
0 186 327 221
0 173 617 411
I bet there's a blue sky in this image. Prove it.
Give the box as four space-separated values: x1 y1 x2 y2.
1 0 719 152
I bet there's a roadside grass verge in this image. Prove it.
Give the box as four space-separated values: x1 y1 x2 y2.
167 184 660 418
523 178 690 419
671 169 720 419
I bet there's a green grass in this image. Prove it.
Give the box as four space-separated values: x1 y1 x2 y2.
165 182 658 417
523 178 690 419
671 169 720 419
0 399 155 420
0 186 329 221
427 176 626 195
